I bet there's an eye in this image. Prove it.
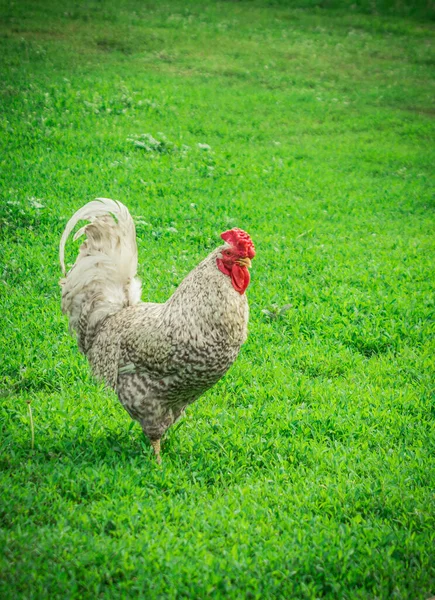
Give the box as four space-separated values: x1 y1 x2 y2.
224 249 232 256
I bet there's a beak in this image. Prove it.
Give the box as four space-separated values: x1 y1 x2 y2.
237 257 252 268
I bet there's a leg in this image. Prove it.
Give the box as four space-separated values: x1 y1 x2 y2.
151 439 161 464
139 405 179 464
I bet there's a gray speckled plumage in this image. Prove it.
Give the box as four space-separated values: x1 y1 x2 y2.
60 199 251 451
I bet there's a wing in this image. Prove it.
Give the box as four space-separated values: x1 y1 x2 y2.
85 301 175 389
117 303 177 379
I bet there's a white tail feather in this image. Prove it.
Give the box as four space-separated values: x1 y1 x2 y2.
59 198 142 352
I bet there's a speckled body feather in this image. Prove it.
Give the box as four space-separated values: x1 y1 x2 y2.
60 199 250 446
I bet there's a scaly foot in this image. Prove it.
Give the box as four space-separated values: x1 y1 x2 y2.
151 439 161 464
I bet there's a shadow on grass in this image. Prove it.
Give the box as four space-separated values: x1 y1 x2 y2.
1 420 293 493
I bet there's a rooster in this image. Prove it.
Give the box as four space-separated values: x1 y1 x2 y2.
59 199 255 462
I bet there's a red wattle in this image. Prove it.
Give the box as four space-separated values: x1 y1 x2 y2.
231 264 250 294
216 259 250 294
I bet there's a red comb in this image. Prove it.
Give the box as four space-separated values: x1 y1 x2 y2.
220 228 256 259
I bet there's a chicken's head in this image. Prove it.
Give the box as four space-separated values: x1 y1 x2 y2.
217 228 256 294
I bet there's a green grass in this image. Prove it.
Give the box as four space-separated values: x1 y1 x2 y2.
1 0 435 597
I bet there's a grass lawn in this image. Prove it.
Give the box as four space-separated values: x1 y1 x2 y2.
1 0 434 597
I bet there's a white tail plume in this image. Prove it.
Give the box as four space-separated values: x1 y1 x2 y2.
59 198 142 353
